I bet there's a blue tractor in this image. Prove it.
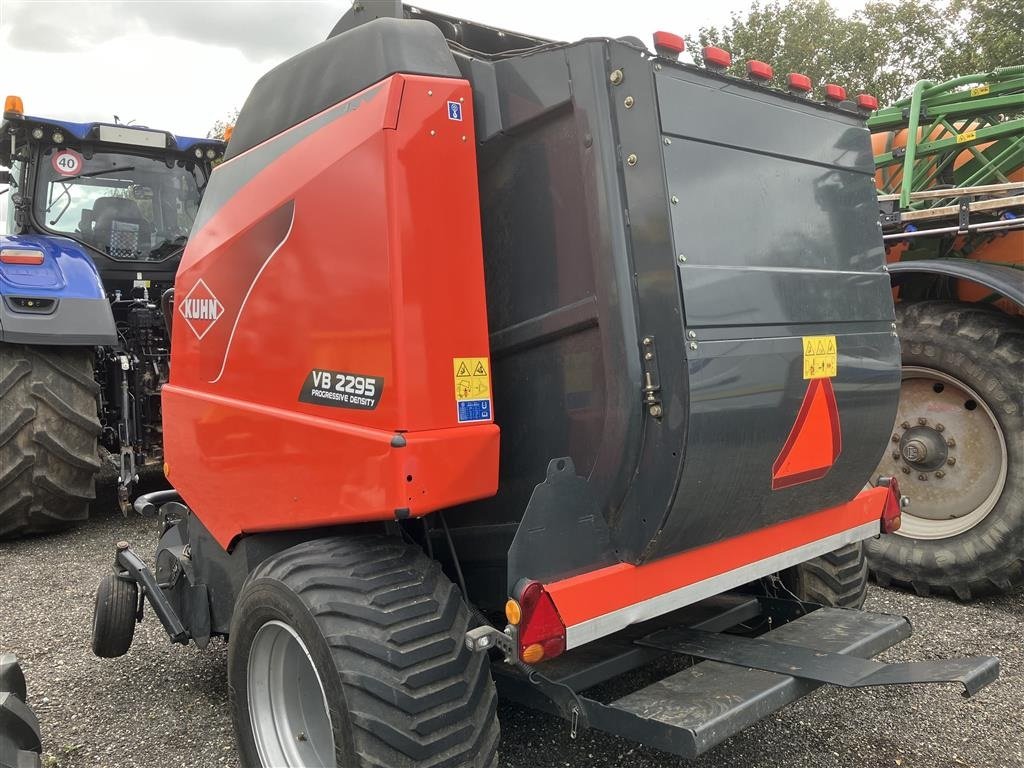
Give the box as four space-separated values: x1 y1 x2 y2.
0 96 225 536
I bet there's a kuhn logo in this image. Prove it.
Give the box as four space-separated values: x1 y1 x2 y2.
179 279 224 340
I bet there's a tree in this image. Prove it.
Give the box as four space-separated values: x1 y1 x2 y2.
689 0 1022 106
208 109 239 141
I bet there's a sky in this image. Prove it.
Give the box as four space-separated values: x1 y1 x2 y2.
0 0 868 140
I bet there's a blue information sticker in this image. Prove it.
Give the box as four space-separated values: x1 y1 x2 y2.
447 101 463 121
457 399 490 423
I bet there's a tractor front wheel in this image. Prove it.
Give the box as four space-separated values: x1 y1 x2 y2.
867 301 1024 598
227 535 500 768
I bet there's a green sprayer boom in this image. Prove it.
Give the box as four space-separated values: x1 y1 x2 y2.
869 66 1024 243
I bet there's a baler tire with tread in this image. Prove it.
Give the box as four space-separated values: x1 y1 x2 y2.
91 575 139 658
0 344 101 539
228 535 500 768
784 541 869 609
867 301 1024 599
0 655 42 768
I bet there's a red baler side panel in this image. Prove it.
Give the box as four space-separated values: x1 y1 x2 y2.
164 75 498 549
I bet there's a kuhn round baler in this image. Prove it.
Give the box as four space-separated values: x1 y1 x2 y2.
90 5 998 767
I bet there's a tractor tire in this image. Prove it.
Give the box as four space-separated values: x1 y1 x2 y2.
0 344 102 539
91 575 139 658
228 535 500 768
784 541 869 609
867 301 1024 599
0 655 42 768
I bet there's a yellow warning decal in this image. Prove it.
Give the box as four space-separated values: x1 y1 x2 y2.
453 357 491 402
956 130 977 144
802 335 837 380
970 85 990 97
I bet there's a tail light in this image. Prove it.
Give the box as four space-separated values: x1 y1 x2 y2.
746 60 774 82
856 93 879 111
507 580 566 664
702 46 732 70
653 31 685 60
0 248 44 265
824 84 847 102
787 73 812 94
876 476 907 533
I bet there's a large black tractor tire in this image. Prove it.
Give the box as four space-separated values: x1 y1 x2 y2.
867 301 1024 599
0 654 42 768
0 344 102 539
228 536 500 768
783 541 869 609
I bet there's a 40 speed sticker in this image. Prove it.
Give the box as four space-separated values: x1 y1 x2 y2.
299 369 383 410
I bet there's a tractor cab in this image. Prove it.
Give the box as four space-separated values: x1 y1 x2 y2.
2 96 224 295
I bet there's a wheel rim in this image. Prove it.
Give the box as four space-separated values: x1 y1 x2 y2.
874 365 1008 540
247 620 335 767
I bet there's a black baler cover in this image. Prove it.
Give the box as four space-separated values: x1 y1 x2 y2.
225 17 460 160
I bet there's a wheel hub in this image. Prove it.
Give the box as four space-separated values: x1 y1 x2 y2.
247 620 335 768
875 366 1007 540
898 426 948 471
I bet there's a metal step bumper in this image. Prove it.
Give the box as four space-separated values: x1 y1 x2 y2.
493 598 998 759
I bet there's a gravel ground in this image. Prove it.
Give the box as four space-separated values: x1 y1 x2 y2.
1 492 1020 768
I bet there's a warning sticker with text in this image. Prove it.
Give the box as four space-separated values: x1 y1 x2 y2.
453 357 492 423
803 335 837 379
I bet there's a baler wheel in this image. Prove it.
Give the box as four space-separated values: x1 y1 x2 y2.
867 301 1024 598
0 344 101 539
228 535 500 768
91 575 139 658
784 541 869 609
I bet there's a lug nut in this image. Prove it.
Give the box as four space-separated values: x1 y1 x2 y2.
947 438 956 447
947 457 956 466
891 451 900 460
936 423 945 432
918 417 928 425
901 466 911 474
918 473 928 481
935 470 945 478
892 434 900 443
901 421 911 429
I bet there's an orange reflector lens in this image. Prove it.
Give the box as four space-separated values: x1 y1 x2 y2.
521 643 545 664
163 462 171 478
223 124 234 142
505 599 522 626
702 46 732 69
0 248 44 265
4 95 24 115
771 377 842 490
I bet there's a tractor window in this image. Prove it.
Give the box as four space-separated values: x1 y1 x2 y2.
33 148 205 261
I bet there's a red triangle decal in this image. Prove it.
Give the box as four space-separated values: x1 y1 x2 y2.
771 377 842 490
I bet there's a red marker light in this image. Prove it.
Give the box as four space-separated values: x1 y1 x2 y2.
0 248 44 265
877 476 905 533
515 580 566 664
702 46 732 69
787 73 812 93
653 31 685 59
824 84 847 102
856 93 879 110
746 60 774 81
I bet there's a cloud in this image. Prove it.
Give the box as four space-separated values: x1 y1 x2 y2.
2 1 342 61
